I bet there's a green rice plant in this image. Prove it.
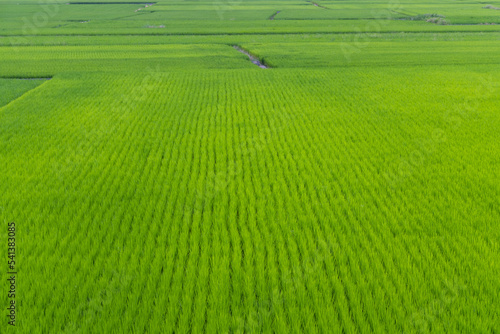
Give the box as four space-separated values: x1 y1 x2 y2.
2 67 498 332
1 0 500 333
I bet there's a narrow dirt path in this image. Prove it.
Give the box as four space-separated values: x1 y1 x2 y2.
269 11 281 20
233 46 269 69
310 1 328 9
135 3 155 12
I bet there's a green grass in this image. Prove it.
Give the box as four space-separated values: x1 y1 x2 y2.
1 0 499 333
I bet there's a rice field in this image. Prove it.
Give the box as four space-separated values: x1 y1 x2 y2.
1 0 499 333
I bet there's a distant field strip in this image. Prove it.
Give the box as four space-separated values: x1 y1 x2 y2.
233 45 269 68
3 32 500 47
0 44 258 76
3 20 500 36
68 2 156 4
241 40 500 68
2 40 500 77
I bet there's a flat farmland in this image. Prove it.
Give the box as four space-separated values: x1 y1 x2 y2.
1 0 499 333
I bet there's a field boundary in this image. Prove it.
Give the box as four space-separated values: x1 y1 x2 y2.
269 11 281 20
232 45 269 68
308 1 329 9
0 77 52 80
0 78 52 111
11 1 157 3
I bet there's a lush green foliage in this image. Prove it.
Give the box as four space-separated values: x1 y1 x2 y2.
1 0 499 333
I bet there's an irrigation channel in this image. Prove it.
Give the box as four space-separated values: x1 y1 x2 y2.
233 46 269 69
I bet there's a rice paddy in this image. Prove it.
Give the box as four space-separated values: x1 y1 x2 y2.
1 0 499 332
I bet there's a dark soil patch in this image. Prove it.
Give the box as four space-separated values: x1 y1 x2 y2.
233 46 269 69
310 1 328 9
